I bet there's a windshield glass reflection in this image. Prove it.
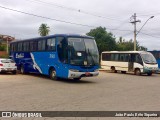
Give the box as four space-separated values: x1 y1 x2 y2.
68 38 99 66
140 52 157 64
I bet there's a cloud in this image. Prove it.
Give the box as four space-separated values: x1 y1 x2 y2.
0 0 160 50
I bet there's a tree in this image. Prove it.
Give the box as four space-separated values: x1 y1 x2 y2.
117 37 147 51
137 46 147 51
87 27 148 55
117 37 134 51
86 26 117 55
0 45 6 51
38 23 50 36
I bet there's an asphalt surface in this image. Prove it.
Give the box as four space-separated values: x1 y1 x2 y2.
0 71 160 120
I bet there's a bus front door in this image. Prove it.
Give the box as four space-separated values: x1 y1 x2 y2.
128 54 134 72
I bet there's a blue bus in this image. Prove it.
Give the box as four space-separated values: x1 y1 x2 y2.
148 51 160 71
10 34 99 80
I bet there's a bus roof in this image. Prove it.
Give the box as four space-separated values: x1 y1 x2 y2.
102 51 149 54
11 34 94 43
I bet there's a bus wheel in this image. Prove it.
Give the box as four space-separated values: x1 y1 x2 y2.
111 67 117 73
135 69 141 75
121 71 126 74
20 66 25 74
147 73 152 76
49 68 57 80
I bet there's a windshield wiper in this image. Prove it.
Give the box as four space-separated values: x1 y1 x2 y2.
145 62 157 64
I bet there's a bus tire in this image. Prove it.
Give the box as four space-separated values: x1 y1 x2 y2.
121 71 126 74
111 66 117 73
147 73 152 76
20 66 25 74
135 68 141 75
49 68 57 80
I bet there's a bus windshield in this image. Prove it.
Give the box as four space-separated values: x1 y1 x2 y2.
68 38 99 66
140 52 157 64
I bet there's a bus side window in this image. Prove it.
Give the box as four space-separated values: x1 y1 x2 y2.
30 41 37 51
119 54 124 61
125 54 129 62
114 54 119 61
121 56 123 61
129 54 135 62
18 42 23 51
10 44 13 52
38 40 46 51
102 53 111 61
13 43 16 52
57 37 68 63
111 54 115 61
23 42 29 52
135 54 142 64
47 38 55 51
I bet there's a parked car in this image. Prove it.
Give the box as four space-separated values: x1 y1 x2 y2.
0 58 17 74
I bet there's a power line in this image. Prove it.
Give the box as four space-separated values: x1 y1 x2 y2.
25 0 133 32
25 0 77 11
25 0 125 22
139 32 160 38
0 5 132 32
0 5 95 27
138 11 160 17
111 18 130 30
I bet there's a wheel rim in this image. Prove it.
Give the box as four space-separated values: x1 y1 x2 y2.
136 69 140 75
52 71 56 78
111 67 115 72
50 69 56 79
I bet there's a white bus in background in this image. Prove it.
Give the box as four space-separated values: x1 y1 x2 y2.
101 51 158 76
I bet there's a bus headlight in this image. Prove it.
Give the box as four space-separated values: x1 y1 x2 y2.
70 69 79 72
144 66 149 69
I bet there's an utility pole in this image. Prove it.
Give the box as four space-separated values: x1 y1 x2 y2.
130 13 141 51
6 37 8 54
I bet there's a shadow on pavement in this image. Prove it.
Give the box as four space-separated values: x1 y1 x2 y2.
101 70 159 77
19 73 96 84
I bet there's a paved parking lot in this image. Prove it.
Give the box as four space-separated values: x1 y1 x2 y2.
0 71 160 120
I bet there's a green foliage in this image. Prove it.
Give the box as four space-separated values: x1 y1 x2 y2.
38 23 50 36
117 37 147 51
0 45 6 51
86 26 147 54
137 46 147 51
117 38 134 51
86 26 117 54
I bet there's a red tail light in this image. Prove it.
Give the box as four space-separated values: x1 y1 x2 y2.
0 64 3 66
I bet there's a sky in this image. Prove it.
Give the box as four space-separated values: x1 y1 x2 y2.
0 0 160 50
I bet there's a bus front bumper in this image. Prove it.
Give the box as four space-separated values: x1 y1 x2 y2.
68 70 99 79
143 67 159 74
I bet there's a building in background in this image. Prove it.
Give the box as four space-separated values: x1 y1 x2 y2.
0 34 15 57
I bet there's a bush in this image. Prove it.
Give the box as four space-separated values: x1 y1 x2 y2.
0 45 6 51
